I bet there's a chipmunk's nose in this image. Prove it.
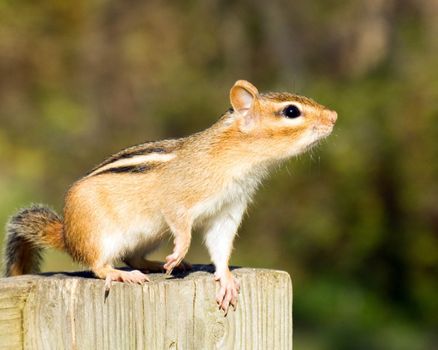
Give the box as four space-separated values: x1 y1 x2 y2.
327 110 337 124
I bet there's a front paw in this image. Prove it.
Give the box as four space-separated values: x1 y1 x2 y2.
215 271 240 315
163 252 185 275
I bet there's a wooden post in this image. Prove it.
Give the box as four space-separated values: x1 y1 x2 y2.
0 266 292 349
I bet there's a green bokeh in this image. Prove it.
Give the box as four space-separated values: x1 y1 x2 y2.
0 1 437 349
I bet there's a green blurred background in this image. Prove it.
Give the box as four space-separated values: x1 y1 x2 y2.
1 0 437 349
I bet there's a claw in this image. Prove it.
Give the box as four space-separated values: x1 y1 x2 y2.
215 271 240 315
104 275 112 291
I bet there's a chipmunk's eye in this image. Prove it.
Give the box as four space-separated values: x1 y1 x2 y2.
283 105 301 119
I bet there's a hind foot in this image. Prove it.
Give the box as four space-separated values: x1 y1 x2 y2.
93 265 150 291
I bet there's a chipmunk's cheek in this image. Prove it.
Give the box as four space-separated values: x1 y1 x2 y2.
285 129 316 156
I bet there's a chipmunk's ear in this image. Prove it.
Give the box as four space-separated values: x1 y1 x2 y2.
230 80 259 114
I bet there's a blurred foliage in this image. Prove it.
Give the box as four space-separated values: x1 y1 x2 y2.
0 0 437 349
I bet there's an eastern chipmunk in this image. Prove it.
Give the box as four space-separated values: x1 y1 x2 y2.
4 80 337 313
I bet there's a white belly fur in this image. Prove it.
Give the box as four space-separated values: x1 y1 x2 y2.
100 214 167 263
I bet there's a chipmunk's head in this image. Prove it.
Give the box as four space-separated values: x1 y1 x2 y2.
229 80 337 160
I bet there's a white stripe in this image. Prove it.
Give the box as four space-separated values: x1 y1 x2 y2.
88 153 176 176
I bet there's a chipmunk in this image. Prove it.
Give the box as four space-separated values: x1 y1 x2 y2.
3 80 337 313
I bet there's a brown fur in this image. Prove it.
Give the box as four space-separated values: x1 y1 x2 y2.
3 80 337 285
3 204 63 276
260 92 324 108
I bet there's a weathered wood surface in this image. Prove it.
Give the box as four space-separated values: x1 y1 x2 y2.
0 266 292 350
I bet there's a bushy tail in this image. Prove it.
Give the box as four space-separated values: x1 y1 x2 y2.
3 204 64 277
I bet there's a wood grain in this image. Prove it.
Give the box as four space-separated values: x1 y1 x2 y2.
0 266 292 350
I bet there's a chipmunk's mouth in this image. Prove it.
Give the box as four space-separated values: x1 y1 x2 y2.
312 124 333 138
303 125 333 152
289 125 333 157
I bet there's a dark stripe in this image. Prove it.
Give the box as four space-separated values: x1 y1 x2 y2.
99 147 167 167
87 146 168 175
115 147 167 160
91 164 154 176
87 146 172 175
